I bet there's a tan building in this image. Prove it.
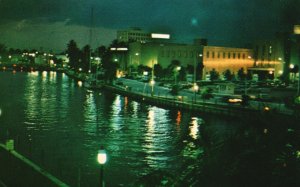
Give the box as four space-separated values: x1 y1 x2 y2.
202 46 254 79
128 41 203 69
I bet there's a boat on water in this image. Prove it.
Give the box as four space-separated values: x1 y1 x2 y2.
83 78 105 89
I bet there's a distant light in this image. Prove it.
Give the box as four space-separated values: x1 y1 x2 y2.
263 128 268 134
77 81 83 87
193 84 199 91
264 106 270 111
97 149 107 165
269 71 273 74
294 25 300 34
0 108 2 117
143 71 148 76
151 33 170 39
79 68 82 71
150 79 155 85
110 48 116 51
114 58 118 62
228 98 242 103
116 48 128 51
248 56 252 59
290 64 295 69
278 57 282 61
297 151 300 159
199 54 203 57
278 70 283 74
135 53 139 56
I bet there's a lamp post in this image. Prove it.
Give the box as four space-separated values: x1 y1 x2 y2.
150 60 155 96
97 146 107 187
193 83 199 103
174 66 181 85
150 79 155 96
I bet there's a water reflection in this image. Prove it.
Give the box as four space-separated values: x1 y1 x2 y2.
189 117 201 140
0 72 208 186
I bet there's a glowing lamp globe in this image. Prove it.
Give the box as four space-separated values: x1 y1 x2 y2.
97 149 107 165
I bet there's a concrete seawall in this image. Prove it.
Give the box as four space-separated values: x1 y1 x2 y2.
103 85 298 120
0 143 68 187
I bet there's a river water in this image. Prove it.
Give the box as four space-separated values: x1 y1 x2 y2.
0 71 299 186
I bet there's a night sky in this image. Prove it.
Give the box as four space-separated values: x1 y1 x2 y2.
0 0 299 52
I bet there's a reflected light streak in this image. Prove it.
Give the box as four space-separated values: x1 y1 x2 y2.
29 71 39 76
111 95 122 130
144 107 170 169
42 71 47 78
176 111 181 126
124 96 128 111
82 92 98 134
189 117 200 140
131 101 138 118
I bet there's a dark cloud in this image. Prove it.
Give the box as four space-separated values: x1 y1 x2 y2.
0 0 300 50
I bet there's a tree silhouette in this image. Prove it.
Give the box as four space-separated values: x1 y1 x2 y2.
66 40 80 70
209 68 219 81
81 45 91 72
223 69 234 81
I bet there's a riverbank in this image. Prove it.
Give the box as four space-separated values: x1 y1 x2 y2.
61 67 300 120
103 84 300 121
0 142 68 187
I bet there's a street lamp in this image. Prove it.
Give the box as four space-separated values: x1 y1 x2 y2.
174 66 181 85
150 79 155 96
193 83 199 103
97 147 107 187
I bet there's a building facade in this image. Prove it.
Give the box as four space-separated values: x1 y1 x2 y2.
117 27 152 43
251 32 300 81
127 41 203 69
202 46 254 79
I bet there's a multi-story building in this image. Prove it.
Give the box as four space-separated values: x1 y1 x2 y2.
251 31 300 81
117 27 152 43
202 46 253 79
127 40 203 69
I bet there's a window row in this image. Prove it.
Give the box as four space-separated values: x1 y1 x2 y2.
206 51 247 59
160 50 201 58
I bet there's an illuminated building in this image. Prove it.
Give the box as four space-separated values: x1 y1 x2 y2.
117 27 152 43
127 40 203 69
202 46 253 79
251 31 300 81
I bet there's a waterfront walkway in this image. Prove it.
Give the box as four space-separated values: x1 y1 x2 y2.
102 78 298 119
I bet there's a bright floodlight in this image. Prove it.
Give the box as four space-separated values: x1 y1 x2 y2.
294 25 300 34
151 33 170 39
193 84 199 91
97 149 107 165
